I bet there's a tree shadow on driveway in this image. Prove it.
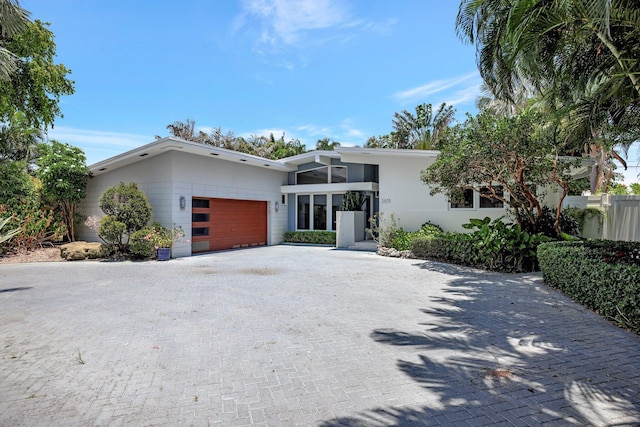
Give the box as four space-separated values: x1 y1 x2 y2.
320 261 640 426
0 287 33 293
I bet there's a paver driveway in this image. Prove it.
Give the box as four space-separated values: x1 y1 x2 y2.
1 246 639 426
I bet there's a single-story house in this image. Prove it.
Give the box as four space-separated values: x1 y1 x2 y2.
78 137 587 257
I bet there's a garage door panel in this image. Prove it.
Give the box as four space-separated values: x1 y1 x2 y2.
192 197 267 252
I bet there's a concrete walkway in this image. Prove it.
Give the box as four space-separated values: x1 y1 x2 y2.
1 246 639 426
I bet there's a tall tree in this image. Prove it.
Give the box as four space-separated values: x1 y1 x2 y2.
316 138 341 151
36 140 91 241
162 119 306 159
0 19 74 130
457 0 640 191
457 0 640 105
391 103 456 149
422 108 579 234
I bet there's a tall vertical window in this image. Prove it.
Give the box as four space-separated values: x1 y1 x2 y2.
297 195 310 229
313 195 327 230
331 194 343 230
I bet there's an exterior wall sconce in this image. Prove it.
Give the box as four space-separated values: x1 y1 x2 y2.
179 196 186 210
274 201 280 212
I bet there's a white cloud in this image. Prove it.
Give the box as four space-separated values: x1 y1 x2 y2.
46 126 152 165
296 123 333 137
239 0 351 45
440 84 484 108
393 72 481 106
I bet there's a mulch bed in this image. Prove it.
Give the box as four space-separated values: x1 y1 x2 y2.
0 247 64 264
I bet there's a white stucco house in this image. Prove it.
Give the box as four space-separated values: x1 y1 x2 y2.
78 137 567 257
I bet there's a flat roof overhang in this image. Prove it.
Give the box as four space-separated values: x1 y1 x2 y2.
280 182 379 194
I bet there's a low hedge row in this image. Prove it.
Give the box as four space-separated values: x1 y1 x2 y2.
411 223 545 273
282 231 336 245
412 234 540 273
537 240 640 333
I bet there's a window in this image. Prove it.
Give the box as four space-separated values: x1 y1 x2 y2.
297 167 328 184
192 213 210 222
296 166 348 184
479 186 504 208
450 189 474 209
331 194 343 230
313 195 327 230
192 227 209 236
296 193 348 231
297 195 310 229
331 166 347 183
192 199 210 208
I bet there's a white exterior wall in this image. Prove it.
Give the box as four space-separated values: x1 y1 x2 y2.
77 154 174 242
375 155 507 232
78 151 288 258
169 151 288 257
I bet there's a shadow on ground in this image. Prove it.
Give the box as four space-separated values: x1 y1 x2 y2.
320 260 640 426
0 287 33 293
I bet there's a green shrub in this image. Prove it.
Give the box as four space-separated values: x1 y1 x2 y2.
129 226 156 259
0 216 20 245
98 216 127 248
518 205 580 238
463 217 549 272
367 212 399 247
0 161 65 252
538 241 640 333
97 182 152 252
99 182 152 233
389 222 444 251
341 191 365 211
412 217 548 273
283 231 336 245
412 232 475 265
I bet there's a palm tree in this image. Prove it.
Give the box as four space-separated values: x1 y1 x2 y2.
457 0 640 104
458 0 640 191
392 103 456 150
0 0 30 80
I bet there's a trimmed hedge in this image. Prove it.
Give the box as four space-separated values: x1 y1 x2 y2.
411 218 546 273
538 240 640 333
282 231 336 245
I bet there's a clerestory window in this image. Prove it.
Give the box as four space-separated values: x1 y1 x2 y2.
296 166 347 184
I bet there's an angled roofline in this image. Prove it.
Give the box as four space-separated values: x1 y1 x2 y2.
89 139 450 177
90 137 296 175
277 150 340 166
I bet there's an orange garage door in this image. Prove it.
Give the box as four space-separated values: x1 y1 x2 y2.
192 198 267 252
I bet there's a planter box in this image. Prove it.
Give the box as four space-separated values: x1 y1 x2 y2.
336 211 365 248
156 247 171 261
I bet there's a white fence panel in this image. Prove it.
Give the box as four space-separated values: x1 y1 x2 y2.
563 194 640 242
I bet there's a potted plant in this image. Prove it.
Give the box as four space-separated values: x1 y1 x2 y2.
145 223 185 261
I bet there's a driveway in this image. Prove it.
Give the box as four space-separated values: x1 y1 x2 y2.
1 246 639 426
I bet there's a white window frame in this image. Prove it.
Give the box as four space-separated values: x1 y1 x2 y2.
296 192 344 231
448 186 510 211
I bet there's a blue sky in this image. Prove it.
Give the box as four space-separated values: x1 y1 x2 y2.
22 1 638 183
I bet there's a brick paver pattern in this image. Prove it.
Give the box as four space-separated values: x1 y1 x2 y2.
1 246 639 426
